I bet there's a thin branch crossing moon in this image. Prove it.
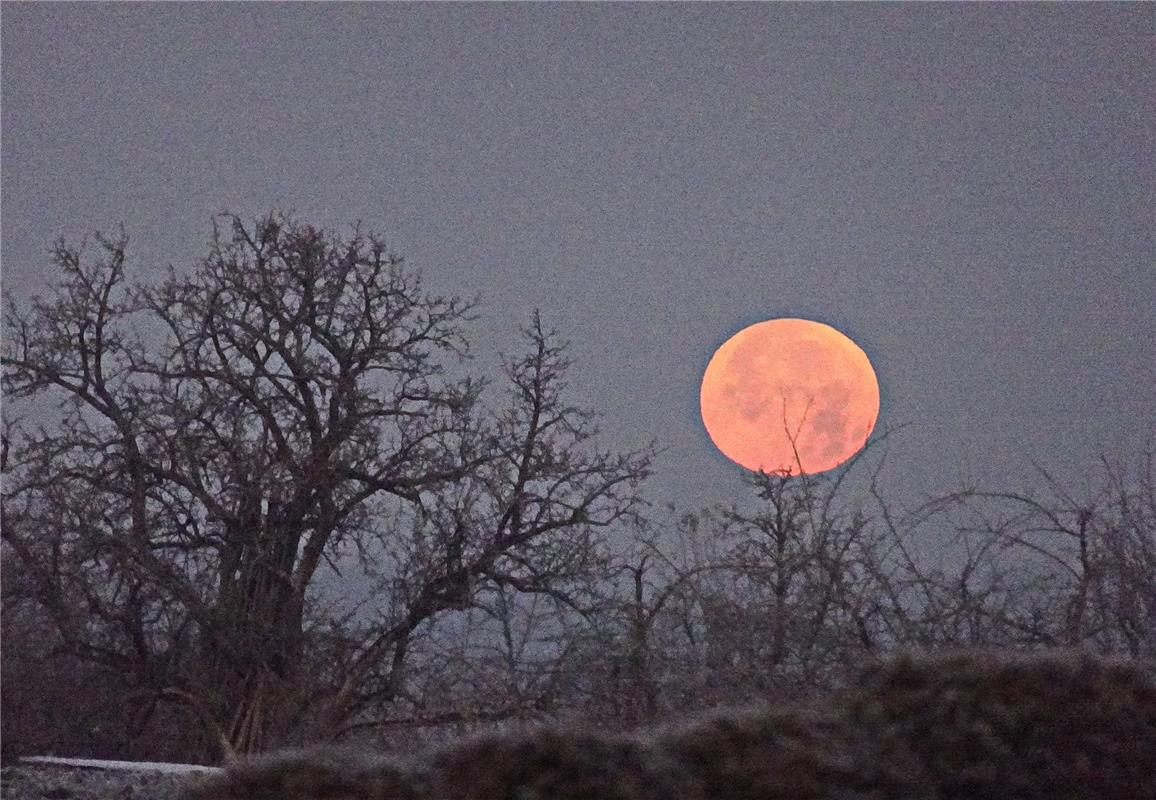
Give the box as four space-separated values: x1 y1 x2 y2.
700 318 880 475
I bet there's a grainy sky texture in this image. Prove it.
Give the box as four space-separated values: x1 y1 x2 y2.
3 4 1153 510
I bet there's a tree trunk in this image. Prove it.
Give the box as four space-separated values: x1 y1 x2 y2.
199 513 308 758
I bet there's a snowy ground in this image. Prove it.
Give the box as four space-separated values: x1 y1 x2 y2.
0 760 215 800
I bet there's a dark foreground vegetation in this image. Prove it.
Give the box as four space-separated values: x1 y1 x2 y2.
185 650 1156 800
3 214 1154 769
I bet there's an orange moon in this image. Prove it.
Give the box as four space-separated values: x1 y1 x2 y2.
700 318 880 475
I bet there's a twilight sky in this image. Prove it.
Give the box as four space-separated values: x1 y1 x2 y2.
3 4 1153 512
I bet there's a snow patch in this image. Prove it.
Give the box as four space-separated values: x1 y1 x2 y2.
21 756 221 774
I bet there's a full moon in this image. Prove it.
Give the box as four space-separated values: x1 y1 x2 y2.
700 318 880 475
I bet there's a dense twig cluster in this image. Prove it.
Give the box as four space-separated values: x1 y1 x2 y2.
2 215 652 760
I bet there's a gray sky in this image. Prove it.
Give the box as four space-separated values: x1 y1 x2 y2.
3 3 1153 513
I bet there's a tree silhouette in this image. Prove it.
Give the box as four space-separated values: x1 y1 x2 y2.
2 214 652 759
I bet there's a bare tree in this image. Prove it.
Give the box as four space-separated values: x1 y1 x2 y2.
887 447 1156 656
311 315 651 742
543 452 902 724
594 435 1156 717
653 468 889 700
2 215 651 760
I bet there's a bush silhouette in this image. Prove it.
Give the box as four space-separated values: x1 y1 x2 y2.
184 649 1156 800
